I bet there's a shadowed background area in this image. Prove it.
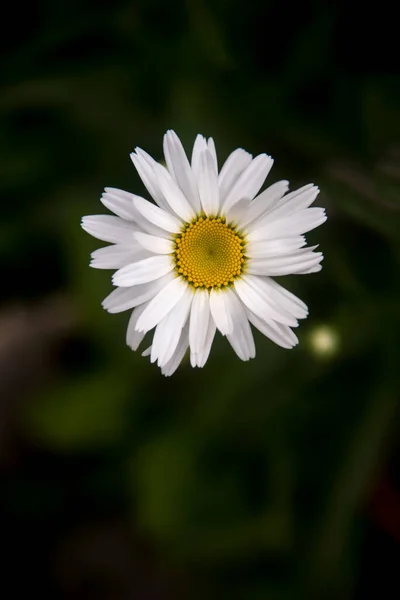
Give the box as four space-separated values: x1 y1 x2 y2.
1 1 399 598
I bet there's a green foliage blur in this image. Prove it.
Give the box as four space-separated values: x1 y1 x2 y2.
1 1 399 599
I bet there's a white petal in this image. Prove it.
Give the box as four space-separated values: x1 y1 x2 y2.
101 188 138 220
247 237 306 259
225 197 251 227
90 243 150 269
223 154 274 212
103 188 170 237
103 287 142 314
234 275 298 327
218 148 253 202
248 248 323 276
132 195 181 234
252 243 320 261
130 149 169 211
191 317 216 368
263 184 319 221
225 292 255 361
209 288 235 335
112 255 174 287
136 277 188 333
261 277 308 319
163 130 201 213
153 162 196 222
207 137 218 172
240 180 289 228
161 323 190 377
197 149 220 216
81 215 134 244
299 263 323 274
189 289 210 356
111 194 172 238
191 134 208 180
151 286 193 366
134 232 174 254
248 207 327 240
267 183 315 212
126 302 149 350
102 273 174 313
246 309 298 349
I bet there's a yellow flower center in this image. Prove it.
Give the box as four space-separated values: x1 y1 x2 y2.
174 216 246 289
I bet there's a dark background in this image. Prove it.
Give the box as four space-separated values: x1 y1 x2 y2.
1 1 399 598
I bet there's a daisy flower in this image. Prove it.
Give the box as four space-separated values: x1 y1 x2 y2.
82 130 326 376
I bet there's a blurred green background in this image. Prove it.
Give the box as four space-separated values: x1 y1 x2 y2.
1 1 399 598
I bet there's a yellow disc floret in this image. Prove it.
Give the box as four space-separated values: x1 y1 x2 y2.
174 216 246 289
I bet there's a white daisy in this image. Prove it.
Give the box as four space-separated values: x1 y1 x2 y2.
82 130 326 376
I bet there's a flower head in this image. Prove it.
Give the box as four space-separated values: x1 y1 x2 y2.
82 130 326 375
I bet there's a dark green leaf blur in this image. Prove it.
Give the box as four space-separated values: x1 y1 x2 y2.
1 1 399 598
